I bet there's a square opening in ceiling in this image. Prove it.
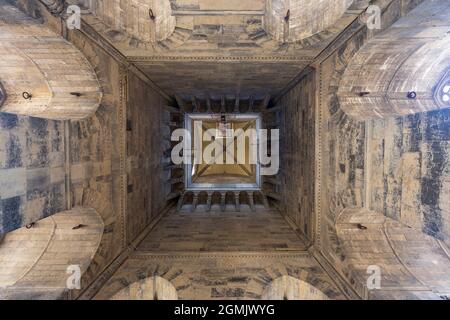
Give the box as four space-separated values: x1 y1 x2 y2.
184 113 261 191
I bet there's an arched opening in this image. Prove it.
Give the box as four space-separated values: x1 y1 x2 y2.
262 276 329 300
0 207 104 300
110 276 178 300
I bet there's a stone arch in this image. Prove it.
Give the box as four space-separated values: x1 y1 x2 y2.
262 275 329 300
0 3 102 120
110 276 178 300
90 0 176 43
335 208 450 299
265 0 354 43
0 207 104 299
337 0 450 120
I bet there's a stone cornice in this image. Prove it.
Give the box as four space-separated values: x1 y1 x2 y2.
129 55 312 63
130 251 311 260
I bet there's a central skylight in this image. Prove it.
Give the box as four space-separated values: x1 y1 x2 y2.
185 113 261 191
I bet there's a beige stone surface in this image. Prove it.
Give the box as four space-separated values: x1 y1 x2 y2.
1 0 450 302
138 208 308 252
0 3 102 120
0 207 103 299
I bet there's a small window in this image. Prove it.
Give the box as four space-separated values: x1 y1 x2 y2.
435 70 450 106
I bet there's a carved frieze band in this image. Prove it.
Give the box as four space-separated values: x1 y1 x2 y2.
129 56 312 63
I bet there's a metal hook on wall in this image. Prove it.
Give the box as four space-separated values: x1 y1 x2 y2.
22 91 32 100
149 9 156 21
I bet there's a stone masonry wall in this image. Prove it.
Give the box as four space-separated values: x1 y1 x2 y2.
0 114 66 234
315 0 446 299
126 72 169 242
368 109 450 247
0 2 101 120
278 71 316 240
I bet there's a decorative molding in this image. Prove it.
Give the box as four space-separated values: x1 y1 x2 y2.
309 247 361 300
77 205 174 300
130 251 312 260
129 55 312 63
118 66 127 248
315 64 324 248
64 120 71 210
313 15 365 65
172 10 265 16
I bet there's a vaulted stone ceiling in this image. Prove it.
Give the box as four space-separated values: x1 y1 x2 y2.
79 0 367 99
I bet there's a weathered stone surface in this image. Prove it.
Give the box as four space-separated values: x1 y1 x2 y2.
137 209 308 252
338 0 450 119
1 0 449 302
0 113 65 234
335 208 450 298
367 109 450 245
126 72 169 241
278 71 316 240
266 0 353 43
0 207 103 299
94 252 345 300
0 2 102 120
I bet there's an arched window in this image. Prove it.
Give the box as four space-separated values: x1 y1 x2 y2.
262 276 329 300
110 276 178 300
437 71 450 105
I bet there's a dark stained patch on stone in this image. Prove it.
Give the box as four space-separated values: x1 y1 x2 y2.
42 184 65 217
356 138 365 170
36 145 49 167
26 169 50 200
51 121 63 152
0 113 18 129
421 140 446 240
227 276 250 283
424 109 450 142
29 117 48 140
6 134 23 168
211 287 245 298
405 113 421 152
1 196 22 233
